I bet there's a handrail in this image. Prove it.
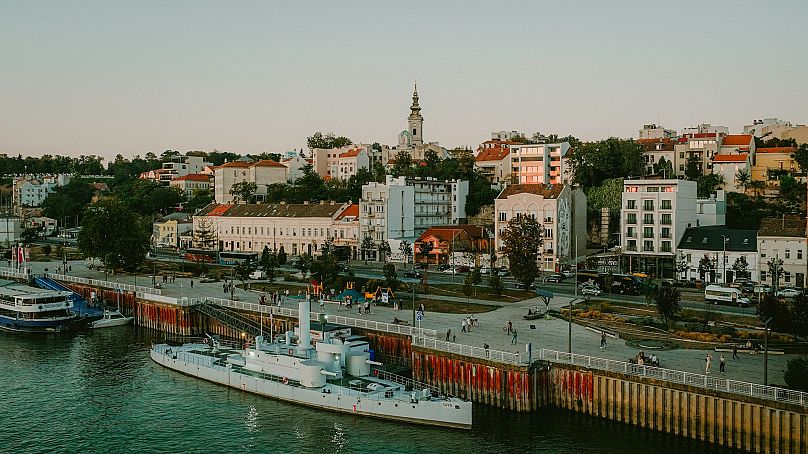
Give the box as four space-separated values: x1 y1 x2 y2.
0 266 28 280
412 336 522 364
47 273 162 296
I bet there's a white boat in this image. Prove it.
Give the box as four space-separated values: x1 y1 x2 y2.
90 310 133 329
151 299 472 429
0 282 80 333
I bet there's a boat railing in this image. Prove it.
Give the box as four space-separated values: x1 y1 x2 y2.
0 267 28 280
411 336 522 365
375 370 444 396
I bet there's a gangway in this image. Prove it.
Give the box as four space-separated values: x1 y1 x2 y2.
192 299 263 338
34 276 102 317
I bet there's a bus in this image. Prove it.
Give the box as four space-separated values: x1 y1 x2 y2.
183 248 216 263
218 251 258 266
704 285 750 307
577 270 643 295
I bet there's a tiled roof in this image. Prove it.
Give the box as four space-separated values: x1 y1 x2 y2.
758 217 807 238
640 140 675 151
677 226 757 252
218 161 252 168
722 134 753 146
197 203 344 218
335 203 359 221
416 225 485 243
497 184 564 200
475 148 511 162
713 153 748 163
757 147 797 154
637 138 673 144
172 174 210 182
254 159 285 167
339 149 362 158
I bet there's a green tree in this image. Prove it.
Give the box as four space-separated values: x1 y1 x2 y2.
20 226 42 245
294 252 312 278
361 236 375 264
310 252 339 286
277 246 287 265
653 286 681 327
41 180 95 225
390 151 414 177
567 138 645 187
41 244 52 257
735 168 751 193
792 144 808 174
685 155 702 181
675 252 689 282
378 242 391 263
383 263 399 291
652 156 674 177
697 173 724 198
488 273 504 297
77 200 150 272
184 188 213 213
500 215 543 289
194 217 217 251
790 294 808 339
465 267 482 297
758 294 792 333
399 240 412 268
698 254 716 281
229 181 258 204
732 256 749 280
417 241 434 267
767 257 785 292
234 260 256 287
784 357 808 391
307 132 352 150
260 246 278 284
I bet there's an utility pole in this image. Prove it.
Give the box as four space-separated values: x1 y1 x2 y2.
722 235 727 284
764 317 773 386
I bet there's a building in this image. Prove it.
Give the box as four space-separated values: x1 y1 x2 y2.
639 138 676 175
743 118 793 138
152 218 193 249
509 142 570 185
494 184 586 272
281 155 311 183
414 225 490 266
718 134 755 161
0 216 22 245
330 203 360 258
674 133 722 175
13 174 71 207
758 217 807 289
711 154 750 193
681 123 729 136
676 226 758 283
193 201 352 257
154 155 212 184
751 147 804 193
386 84 451 165
169 174 211 196
491 131 525 141
779 125 808 145
620 179 726 278
474 140 514 185
639 124 676 140
25 217 58 236
311 144 372 180
213 160 288 204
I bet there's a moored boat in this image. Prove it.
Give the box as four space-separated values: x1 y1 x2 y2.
90 310 133 329
0 281 83 333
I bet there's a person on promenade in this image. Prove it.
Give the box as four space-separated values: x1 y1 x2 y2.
511 329 518 345
719 354 726 373
505 320 513 335
446 329 451 341
484 343 490 358
600 332 607 349
732 344 739 360
461 318 467 333
705 353 712 374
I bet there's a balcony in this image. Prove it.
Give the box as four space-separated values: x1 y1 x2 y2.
643 245 654 252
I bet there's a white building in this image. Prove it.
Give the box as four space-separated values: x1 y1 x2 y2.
681 123 729 136
213 160 288 204
758 217 807 289
193 201 354 257
639 124 676 140
334 147 370 180
491 130 525 141
0 216 22 245
169 174 211 196
158 155 212 184
621 179 725 278
281 156 311 183
640 139 676 176
719 134 756 162
677 226 758 283
510 142 570 185
711 154 750 193
494 184 586 272
474 140 515 185
13 174 71 207
743 118 794 138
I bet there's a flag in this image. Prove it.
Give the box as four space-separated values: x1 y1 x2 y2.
17 244 24 264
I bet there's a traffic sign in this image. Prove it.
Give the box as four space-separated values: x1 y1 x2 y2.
415 311 423 321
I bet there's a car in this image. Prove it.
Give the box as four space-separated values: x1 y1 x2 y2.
495 268 510 277
543 274 563 283
442 267 456 274
437 264 450 272
403 270 423 279
414 263 427 270
776 288 801 298
580 285 603 296
753 285 772 294
480 267 491 275
515 282 536 290
560 270 575 279
249 270 266 280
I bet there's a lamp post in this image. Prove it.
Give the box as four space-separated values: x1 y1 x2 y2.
450 230 459 284
763 316 773 386
722 235 728 284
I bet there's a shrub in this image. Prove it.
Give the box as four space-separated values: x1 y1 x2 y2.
784 357 808 391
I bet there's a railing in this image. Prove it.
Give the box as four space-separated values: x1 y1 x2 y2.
412 336 522 365
0 267 28 280
376 370 443 396
48 273 162 296
327 314 437 338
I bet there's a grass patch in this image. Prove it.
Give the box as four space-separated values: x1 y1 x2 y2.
425 284 533 301
408 297 498 314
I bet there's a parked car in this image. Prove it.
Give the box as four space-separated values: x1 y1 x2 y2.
437 264 450 272
403 270 423 279
249 270 266 280
776 288 802 298
560 270 575 279
543 274 563 283
515 282 536 290
580 285 603 296
480 267 491 275
442 267 456 274
495 268 510 277
753 285 772 294
414 263 427 270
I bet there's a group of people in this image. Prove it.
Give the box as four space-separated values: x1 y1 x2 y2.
704 353 726 374
257 289 291 306
633 351 660 368
460 315 477 333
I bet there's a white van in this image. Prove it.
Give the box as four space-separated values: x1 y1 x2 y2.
249 270 266 280
704 285 750 307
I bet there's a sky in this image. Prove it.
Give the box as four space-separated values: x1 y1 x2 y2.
1 1 807 161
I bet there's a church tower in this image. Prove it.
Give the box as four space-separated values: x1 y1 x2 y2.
408 82 423 146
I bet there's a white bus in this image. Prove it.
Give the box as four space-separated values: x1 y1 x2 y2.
704 285 750 307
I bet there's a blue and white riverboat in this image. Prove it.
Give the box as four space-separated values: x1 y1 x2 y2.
0 281 79 333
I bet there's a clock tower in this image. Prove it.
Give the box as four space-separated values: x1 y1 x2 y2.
407 82 423 146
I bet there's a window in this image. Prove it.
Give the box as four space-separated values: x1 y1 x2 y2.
761 271 767 281
643 227 654 238
798 273 804 288
800 250 804 260
680 152 685 159
686 254 691 262
661 200 672 209
499 212 507 222
646 187 659 193
643 241 654 252
626 200 636 209
786 249 791 259
627 213 637 224
643 213 654 224
643 200 654 211
661 214 672 225
785 272 792 283
544 228 553 238
661 227 670 238
661 241 671 252
626 227 636 238
627 240 637 251
626 186 638 193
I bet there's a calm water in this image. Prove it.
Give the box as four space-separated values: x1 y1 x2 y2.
0 327 738 453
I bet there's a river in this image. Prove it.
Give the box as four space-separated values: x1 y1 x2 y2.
0 327 739 453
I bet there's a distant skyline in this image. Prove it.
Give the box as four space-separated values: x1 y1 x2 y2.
2 1 807 161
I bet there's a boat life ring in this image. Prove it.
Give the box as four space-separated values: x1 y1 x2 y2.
282 377 289 385
288 348 294 355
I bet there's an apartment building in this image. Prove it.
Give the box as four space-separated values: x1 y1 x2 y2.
169 174 211 196
157 155 212 184
13 174 71 207
621 179 725 278
281 155 310 183
312 144 371 180
758 217 807 289
751 147 805 190
494 184 586 272
491 130 525 141
719 134 756 160
510 142 570 184
711 154 750 193
213 160 288 204
639 138 676 175
639 124 676 140
677 226 758 283
474 140 514 185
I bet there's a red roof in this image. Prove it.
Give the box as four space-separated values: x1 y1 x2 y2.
335 203 359 220
218 161 252 168
757 147 797 154
475 148 510 162
207 204 233 216
497 184 564 199
173 174 210 182
713 153 748 163
339 148 362 158
254 159 285 167
416 225 485 243
722 134 753 146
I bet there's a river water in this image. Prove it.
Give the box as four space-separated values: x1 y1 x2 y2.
0 327 738 453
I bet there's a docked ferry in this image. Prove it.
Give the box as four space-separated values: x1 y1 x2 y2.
151 299 472 429
0 281 80 333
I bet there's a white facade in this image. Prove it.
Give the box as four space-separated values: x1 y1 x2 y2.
758 218 807 289
13 174 71 207
711 155 750 194
510 143 570 185
622 179 697 258
677 248 760 283
681 124 729 136
0 217 22 245
359 180 415 244
159 156 212 184
696 191 726 226
169 174 211 196
494 184 586 272
639 124 676 140
281 156 310 183
743 118 793 137
213 160 287 204
312 144 372 180
491 130 524 141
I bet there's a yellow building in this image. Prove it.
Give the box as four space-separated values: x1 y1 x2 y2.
751 147 803 186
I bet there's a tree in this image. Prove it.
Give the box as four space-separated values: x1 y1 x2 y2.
464 267 482 298
791 294 808 339
234 260 256 288
184 188 213 213
567 138 644 187
792 144 808 174
194 217 217 250
77 200 150 272
383 263 399 291
697 172 724 198
294 253 312 278
698 254 716 282
390 151 414 177
488 273 504 297
784 357 808 391
732 256 749 280
41 180 95 225
674 252 689 282
418 241 434 267
652 157 674 177
20 226 42 245
399 240 413 268
767 257 785 292
685 155 702 181
260 246 278 284
361 236 374 264
653 286 681 327
735 168 751 193
229 181 258 204
757 294 792 333
307 132 352 150
277 246 287 265
310 252 339 286
41 244 52 257
500 215 543 289
378 242 391 263
748 180 766 197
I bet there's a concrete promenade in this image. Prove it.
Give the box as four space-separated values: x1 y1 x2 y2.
25 260 793 386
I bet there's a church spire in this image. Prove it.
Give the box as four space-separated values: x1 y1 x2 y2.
407 81 423 146
409 81 422 120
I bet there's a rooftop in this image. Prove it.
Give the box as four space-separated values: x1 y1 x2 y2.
722 134 754 146
757 147 797 154
497 184 564 200
713 153 748 163
197 202 344 218
253 159 286 168
758 216 807 238
338 149 362 158
678 226 757 252
172 174 210 182
475 148 511 162
416 225 486 243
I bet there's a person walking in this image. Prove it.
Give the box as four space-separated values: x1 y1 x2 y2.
600 332 607 349
732 344 739 360
719 354 726 373
461 318 467 333
511 330 518 345
506 320 513 335
190 280 193 289
705 353 712 374
446 329 451 341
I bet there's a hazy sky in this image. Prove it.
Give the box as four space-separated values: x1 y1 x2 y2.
2 1 807 161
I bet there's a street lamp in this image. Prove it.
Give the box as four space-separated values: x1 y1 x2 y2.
722 235 728 284
763 316 773 386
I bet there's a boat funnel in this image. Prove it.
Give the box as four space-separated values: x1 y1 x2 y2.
298 297 311 349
